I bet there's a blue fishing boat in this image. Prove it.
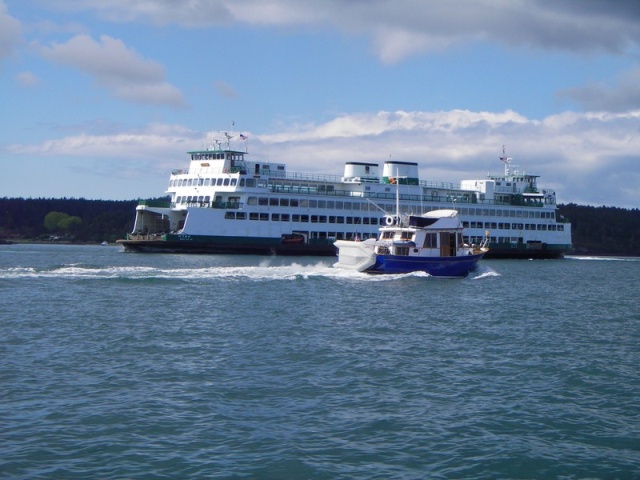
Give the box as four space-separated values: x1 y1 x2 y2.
334 209 488 277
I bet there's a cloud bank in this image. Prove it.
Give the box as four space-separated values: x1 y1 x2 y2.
7 109 640 207
48 0 640 62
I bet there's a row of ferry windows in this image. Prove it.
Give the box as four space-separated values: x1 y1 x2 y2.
172 177 238 187
464 221 564 231
224 212 383 224
246 198 556 219
222 212 563 231
171 177 267 188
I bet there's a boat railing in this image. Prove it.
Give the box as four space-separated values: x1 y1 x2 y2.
266 183 553 208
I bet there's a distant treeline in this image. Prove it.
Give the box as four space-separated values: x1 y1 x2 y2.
0 197 639 255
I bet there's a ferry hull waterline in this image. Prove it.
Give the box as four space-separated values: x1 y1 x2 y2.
117 135 572 258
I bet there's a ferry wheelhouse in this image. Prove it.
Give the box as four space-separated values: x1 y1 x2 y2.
118 137 572 258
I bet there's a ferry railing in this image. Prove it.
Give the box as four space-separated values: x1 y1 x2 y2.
266 183 551 208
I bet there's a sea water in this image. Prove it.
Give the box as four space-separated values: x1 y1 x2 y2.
1 244 638 479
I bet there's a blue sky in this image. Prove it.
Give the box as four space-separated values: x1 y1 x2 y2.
1 0 639 207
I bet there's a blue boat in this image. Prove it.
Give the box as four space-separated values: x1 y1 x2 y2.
334 209 488 277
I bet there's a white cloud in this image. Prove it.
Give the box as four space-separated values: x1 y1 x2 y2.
39 34 186 107
213 80 239 99
43 0 640 62
558 65 640 112
16 71 39 87
7 109 639 207
0 0 22 59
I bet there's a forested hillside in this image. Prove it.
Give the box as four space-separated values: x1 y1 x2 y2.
558 203 640 256
0 197 639 255
0 198 144 243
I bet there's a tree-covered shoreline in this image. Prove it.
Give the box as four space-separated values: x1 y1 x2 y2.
1 197 639 256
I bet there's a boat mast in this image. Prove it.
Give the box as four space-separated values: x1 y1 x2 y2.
500 145 512 176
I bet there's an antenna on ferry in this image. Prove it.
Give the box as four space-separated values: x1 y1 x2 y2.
223 131 234 150
500 145 512 176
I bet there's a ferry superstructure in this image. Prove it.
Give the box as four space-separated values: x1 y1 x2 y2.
118 137 572 258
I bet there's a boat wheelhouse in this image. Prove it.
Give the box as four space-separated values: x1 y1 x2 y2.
117 136 572 258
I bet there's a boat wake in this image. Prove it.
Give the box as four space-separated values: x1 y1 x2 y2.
0 261 499 282
471 266 501 280
566 255 640 262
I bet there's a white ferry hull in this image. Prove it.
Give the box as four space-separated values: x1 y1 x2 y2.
117 140 572 259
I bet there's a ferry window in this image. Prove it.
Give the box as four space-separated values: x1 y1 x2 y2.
363 218 370 225
236 212 246 220
270 198 278 206
216 178 223 186
299 199 308 208
353 217 361 224
318 185 326 193
337 216 344 224
204 196 210 204
198 179 204 186
281 214 290 221
250 213 259 220
246 179 256 187
490 209 495 216
247 197 257 205
346 217 353 224
516 210 522 217
496 210 502 217
558 225 564 231
223 178 230 186
231 178 237 186
335 201 343 209
198 196 204 203
259 197 268 206
327 185 334 193
309 200 317 208
327 201 334 208
353 203 360 211
319 216 327 223
225 212 235 219
290 199 299 207
280 198 289 207
260 213 269 221
311 215 318 223
329 216 336 223
301 215 309 222
463 222 469 228
277 165 285 171
318 200 326 208
272 213 280 221
204 179 211 186
187 179 193 187
344 202 351 209
292 214 300 222
240 178 245 187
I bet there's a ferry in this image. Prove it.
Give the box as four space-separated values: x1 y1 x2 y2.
117 134 572 258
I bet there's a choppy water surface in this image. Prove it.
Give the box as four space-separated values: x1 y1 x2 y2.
1 244 639 479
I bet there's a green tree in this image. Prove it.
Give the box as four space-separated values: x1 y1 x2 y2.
44 211 83 234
